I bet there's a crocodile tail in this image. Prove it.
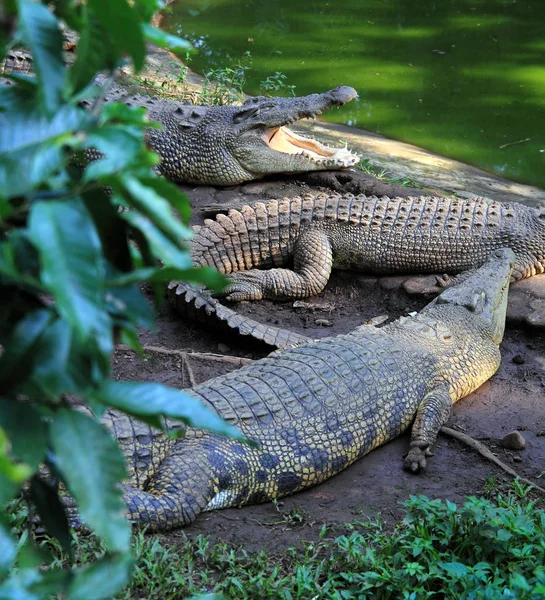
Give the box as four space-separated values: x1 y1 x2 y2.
190 193 349 275
166 281 312 349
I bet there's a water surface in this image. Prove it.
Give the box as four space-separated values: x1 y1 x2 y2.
163 0 545 188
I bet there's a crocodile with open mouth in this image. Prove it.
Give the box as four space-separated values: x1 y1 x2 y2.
1 51 359 185
84 84 360 185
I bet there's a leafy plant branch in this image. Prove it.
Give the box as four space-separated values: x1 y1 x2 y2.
0 1 234 597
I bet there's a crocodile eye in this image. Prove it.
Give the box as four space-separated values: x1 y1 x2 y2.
233 107 260 123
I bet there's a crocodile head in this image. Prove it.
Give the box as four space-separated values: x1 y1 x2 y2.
434 248 516 344
146 86 360 185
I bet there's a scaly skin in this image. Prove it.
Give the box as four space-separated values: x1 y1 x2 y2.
101 249 514 531
168 193 545 347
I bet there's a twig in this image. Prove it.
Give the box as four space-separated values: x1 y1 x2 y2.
117 344 253 367
499 138 531 149
183 356 197 388
440 426 545 495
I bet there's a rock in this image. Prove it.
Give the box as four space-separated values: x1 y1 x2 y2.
363 314 389 327
499 431 526 451
512 354 525 365
293 300 334 311
314 319 332 327
507 275 545 328
217 343 231 353
402 274 450 296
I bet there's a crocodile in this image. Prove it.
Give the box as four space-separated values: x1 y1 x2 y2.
93 248 514 531
168 193 545 348
85 86 359 185
1 51 359 185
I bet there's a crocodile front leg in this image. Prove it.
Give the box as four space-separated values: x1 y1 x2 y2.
404 386 452 473
123 441 216 531
221 229 333 301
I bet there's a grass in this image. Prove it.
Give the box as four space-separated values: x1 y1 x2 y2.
5 482 545 599
132 50 297 106
357 157 420 188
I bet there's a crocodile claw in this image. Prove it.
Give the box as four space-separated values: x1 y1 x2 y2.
403 441 434 473
435 273 454 288
220 272 265 302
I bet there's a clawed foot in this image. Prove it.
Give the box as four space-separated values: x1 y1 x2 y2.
403 440 434 473
217 271 265 302
435 273 454 289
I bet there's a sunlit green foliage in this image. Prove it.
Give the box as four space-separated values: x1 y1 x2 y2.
0 1 235 597
6 487 543 599
124 490 545 599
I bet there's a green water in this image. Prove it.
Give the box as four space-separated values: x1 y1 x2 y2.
163 0 545 188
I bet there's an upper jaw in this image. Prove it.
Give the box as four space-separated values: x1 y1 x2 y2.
238 86 358 130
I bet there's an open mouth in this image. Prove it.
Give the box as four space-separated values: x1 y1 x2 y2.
264 126 359 167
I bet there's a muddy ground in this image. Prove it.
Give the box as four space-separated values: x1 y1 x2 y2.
113 172 545 552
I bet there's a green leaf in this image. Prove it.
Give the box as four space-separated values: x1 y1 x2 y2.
0 400 47 471
0 426 30 503
101 102 154 127
0 287 44 343
81 188 132 274
496 528 512 542
84 127 144 180
142 24 193 54
0 309 53 393
0 229 41 285
25 317 74 398
69 7 112 94
132 0 161 22
16 0 65 112
117 175 194 244
28 198 110 344
0 75 37 111
0 105 91 197
135 176 192 225
150 266 228 292
118 328 142 353
0 521 16 579
93 381 247 441
50 408 130 552
439 561 469 577
105 284 155 329
89 0 146 71
105 265 227 292
105 267 158 287
27 568 72 597
14 315 107 398
0 567 71 599
110 265 227 292
0 105 89 154
0 446 31 499
67 554 132 600
122 210 193 268
29 477 72 558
